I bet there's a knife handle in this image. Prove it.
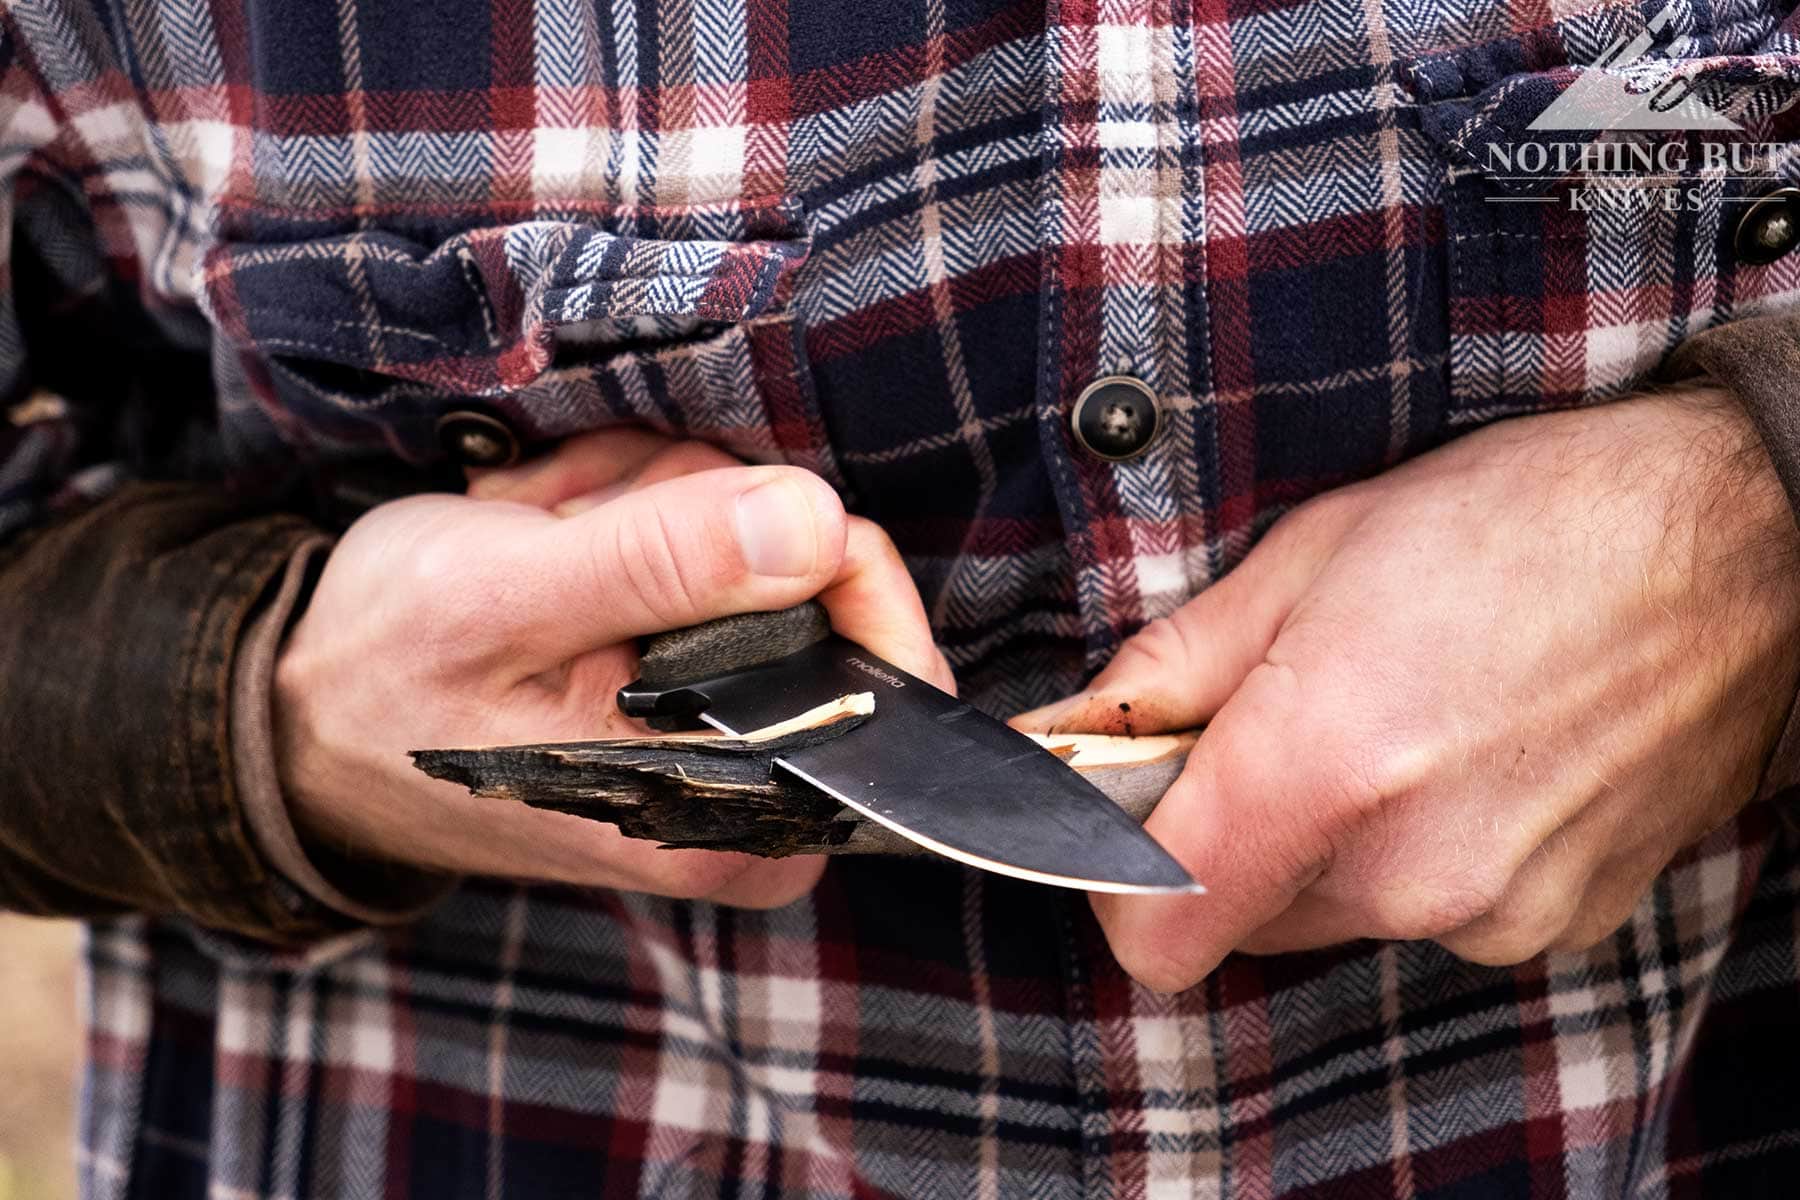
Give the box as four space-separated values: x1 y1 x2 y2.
637 600 831 686
619 600 832 725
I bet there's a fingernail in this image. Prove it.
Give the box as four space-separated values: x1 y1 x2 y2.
735 480 817 576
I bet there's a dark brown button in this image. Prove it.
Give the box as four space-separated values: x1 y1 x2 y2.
1071 375 1162 461
436 410 520 468
1736 188 1800 266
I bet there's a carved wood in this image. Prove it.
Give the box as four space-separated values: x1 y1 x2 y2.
413 693 1196 857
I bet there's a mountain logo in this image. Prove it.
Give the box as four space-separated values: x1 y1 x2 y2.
1526 6 1741 132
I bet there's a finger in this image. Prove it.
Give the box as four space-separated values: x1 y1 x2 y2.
817 517 956 692
553 441 743 517
704 855 829 909
1234 890 1361 955
1089 663 1339 992
344 775 769 897
595 835 822 907
560 489 951 686
627 441 742 489
509 465 848 665
549 820 803 904
1543 775 1751 955
1010 507 1339 736
467 427 671 507
1241 776 1610 958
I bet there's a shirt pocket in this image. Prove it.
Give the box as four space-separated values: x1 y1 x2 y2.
1401 0 1800 425
197 199 842 489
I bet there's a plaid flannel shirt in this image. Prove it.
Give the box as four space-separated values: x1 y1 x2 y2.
7 0 1800 1194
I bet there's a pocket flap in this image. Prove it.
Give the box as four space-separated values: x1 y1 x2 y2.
200 210 810 397
1405 0 1800 192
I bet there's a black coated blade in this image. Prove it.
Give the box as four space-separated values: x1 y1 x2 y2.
653 637 1201 894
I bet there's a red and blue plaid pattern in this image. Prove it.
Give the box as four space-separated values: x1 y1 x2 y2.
5 0 1800 1194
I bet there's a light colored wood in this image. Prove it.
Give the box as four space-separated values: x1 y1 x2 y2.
741 692 874 741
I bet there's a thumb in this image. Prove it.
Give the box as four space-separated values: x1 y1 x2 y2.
506 464 848 665
1010 503 1343 735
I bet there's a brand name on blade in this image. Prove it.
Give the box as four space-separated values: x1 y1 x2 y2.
844 656 905 688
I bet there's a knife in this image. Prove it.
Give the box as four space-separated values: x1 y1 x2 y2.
616 602 1201 895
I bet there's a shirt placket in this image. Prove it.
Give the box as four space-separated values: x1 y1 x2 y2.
1040 0 1222 1197
1037 0 1219 676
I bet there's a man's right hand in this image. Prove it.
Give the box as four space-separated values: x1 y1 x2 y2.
273 432 950 909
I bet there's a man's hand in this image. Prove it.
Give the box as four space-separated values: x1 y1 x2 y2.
275 431 950 908
1014 389 1800 991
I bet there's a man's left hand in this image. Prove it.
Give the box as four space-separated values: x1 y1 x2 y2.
1014 388 1800 992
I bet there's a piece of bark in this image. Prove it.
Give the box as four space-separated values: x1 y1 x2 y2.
412 694 1197 857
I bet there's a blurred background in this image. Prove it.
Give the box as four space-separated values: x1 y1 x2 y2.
0 916 79 1200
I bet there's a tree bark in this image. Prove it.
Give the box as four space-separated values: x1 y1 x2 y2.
412 693 1195 857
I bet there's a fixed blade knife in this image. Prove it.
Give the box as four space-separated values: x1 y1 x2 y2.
617 603 1201 895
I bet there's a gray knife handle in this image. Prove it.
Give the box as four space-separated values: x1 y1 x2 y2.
635 600 832 688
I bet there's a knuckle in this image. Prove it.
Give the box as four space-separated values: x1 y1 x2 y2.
1118 616 1194 675
1264 490 1345 553
1550 892 1645 956
1214 661 1304 748
1235 663 1428 824
1438 878 1581 966
1504 883 1581 948
1333 735 1436 824
1366 876 1503 941
606 503 708 626
401 541 517 652
841 515 901 577
1450 923 1556 967
399 530 468 598
1549 919 1623 957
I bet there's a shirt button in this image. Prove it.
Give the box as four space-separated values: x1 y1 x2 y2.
1735 188 1800 266
436 410 521 468
1071 375 1162 461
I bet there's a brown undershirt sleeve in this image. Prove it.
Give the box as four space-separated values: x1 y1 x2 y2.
1662 314 1800 799
230 536 455 927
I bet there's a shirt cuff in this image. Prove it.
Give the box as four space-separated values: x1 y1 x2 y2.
232 537 458 925
1661 313 1800 800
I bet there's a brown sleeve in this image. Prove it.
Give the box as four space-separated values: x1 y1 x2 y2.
1661 314 1800 799
0 481 409 945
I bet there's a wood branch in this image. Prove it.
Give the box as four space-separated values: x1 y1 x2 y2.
412 693 1197 857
